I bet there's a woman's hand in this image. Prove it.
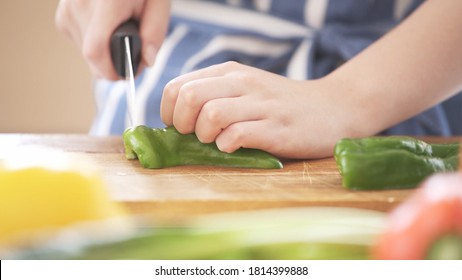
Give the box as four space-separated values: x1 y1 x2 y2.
55 0 170 80
160 0 462 159
161 62 361 159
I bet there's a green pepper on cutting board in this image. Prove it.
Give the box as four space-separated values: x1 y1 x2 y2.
334 136 459 190
123 125 283 169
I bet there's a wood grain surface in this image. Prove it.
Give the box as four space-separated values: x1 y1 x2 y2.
1 134 458 221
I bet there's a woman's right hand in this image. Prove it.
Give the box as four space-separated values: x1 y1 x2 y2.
55 0 170 80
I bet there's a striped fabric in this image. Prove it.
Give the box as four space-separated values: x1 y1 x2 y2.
90 0 462 137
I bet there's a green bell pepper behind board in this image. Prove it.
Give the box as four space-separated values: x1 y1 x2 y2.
123 125 283 169
334 136 459 190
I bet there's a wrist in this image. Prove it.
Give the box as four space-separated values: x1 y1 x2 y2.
313 74 380 140
322 65 417 139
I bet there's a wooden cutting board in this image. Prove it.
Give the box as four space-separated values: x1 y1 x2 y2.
3 134 454 221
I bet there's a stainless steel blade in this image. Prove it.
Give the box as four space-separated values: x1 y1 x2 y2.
124 36 137 127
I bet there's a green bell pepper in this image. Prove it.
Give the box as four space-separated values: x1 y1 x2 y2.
123 125 283 169
334 136 459 190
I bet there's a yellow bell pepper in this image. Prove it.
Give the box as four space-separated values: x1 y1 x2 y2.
0 149 129 252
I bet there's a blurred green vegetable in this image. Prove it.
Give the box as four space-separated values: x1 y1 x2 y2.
70 207 385 260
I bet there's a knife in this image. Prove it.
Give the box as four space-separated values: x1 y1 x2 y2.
110 20 142 127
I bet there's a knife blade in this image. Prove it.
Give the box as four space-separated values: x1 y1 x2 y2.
124 36 137 127
110 20 142 127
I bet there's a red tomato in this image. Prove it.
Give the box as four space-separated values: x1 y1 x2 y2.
373 172 462 259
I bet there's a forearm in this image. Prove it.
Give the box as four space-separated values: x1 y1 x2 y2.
327 0 462 137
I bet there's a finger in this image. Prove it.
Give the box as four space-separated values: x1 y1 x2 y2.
161 62 243 125
55 0 72 38
171 61 243 87
195 96 263 143
215 120 282 154
170 76 243 134
161 74 222 126
82 1 133 80
55 0 83 48
140 0 170 67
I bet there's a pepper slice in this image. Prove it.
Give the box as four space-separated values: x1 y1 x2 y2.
123 125 283 169
334 136 459 190
0 150 132 255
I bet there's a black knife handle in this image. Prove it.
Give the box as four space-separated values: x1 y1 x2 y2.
110 19 142 78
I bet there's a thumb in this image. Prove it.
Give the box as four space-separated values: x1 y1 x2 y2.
140 0 171 67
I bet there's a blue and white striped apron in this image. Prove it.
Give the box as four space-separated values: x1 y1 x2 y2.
90 0 462 137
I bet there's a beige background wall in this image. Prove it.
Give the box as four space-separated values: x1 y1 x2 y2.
0 0 94 133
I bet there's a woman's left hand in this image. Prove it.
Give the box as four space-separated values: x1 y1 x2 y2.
161 61 360 159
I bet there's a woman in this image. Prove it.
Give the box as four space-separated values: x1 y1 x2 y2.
56 0 462 158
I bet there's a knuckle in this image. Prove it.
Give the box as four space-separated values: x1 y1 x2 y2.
201 102 222 125
226 124 246 144
82 40 101 63
165 77 181 93
163 80 180 103
213 61 240 73
178 82 201 108
234 71 260 87
222 61 239 69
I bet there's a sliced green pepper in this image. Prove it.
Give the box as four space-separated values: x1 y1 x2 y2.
123 125 283 169
334 136 459 190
